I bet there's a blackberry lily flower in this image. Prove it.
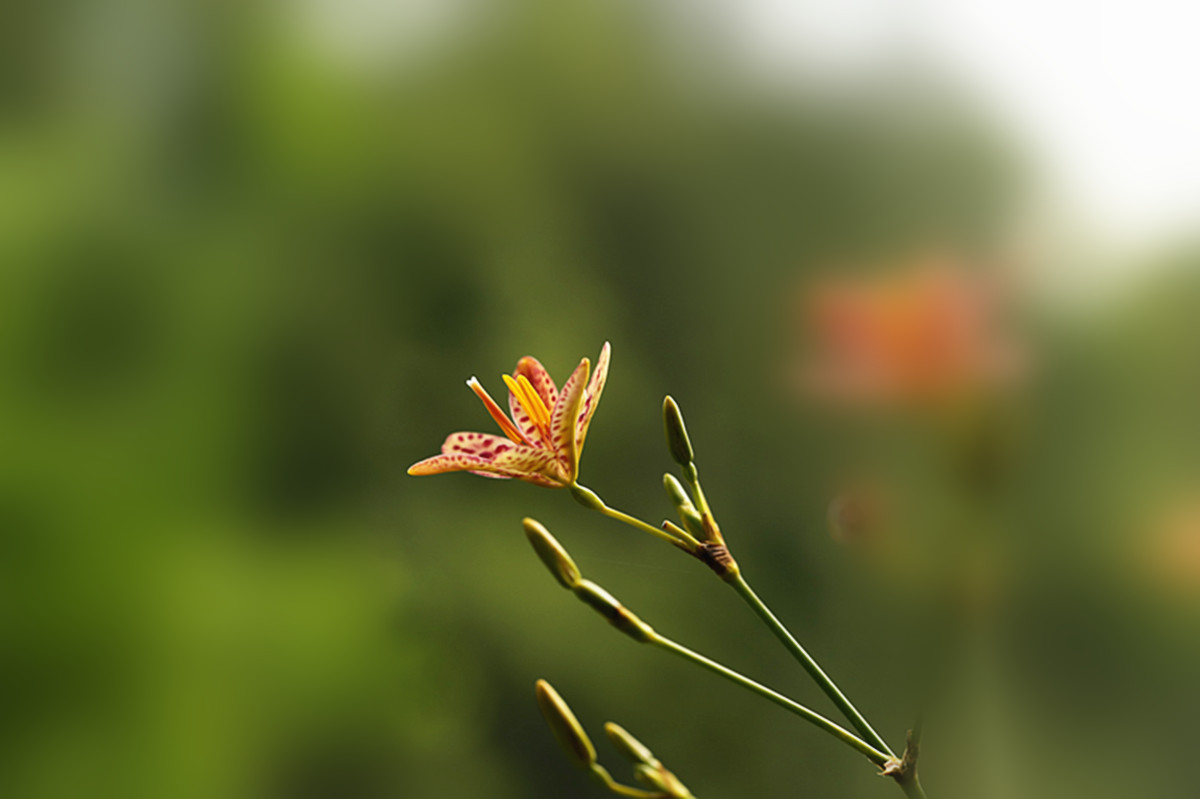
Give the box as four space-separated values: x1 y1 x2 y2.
408 343 610 487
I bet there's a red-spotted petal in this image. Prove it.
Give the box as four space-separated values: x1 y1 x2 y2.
408 435 566 485
514 356 559 409
576 341 610 451
508 357 559 446
467 463 563 487
442 432 562 477
550 358 589 480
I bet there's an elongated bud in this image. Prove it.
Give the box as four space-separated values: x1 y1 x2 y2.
573 580 655 643
634 764 672 792
662 474 705 537
662 473 693 510
569 483 606 510
604 722 656 766
535 680 597 770
524 518 582 589
634 764 691 798
662 396 694 467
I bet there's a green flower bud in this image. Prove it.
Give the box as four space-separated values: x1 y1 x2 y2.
535 680 596 770
604 722 656 766
569 483 606 510
662 473 694 511
662 473 705 537
523 518 582 589
635 764 691 798
573 580 654 643
634 764 672 792
662 396 694 467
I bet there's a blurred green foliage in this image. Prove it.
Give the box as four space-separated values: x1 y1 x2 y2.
3 1 1198 797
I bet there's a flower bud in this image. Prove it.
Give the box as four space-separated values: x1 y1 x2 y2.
569 483 606 510
662 474 705 537
662 396 694 467
635 764 691 798
573 580 655 643
535 680 596 770
604 722 656 766
523 518 582 589
634 764 672 792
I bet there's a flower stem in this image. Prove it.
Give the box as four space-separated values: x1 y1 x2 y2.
898 776 927 798
590 764 663 798
728 573 896 759
601 503 692 547
649 633 891 767
573 483 701 549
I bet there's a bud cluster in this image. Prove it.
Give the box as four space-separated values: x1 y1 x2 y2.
534 679 694 799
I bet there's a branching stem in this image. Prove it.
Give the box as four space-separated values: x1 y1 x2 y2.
728 573 896 759
649 633 890 767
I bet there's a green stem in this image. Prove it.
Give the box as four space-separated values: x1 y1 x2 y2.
729 573 896 759
574 483 701 549
572 483 904 777
590 764 662 798
600 503 693 547
650 633 890 767
898 776 927 798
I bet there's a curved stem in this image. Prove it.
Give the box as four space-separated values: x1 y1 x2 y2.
590 764 662 798
601 503 693 547
898 776 927 798
571 484 901 773
650 633 890 767
729 573 896 759
575 483 701 549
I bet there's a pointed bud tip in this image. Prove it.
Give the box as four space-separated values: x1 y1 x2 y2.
535 679 597 769
604 722 656 765
662 474 704 537
662 396 694 466
523 518 582 589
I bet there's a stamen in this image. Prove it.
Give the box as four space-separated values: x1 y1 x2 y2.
516 374 552 428
502 374 551 430
467 377 531 445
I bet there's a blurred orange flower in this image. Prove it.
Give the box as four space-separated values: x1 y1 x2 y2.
800 255 1021 407
408 343 610 487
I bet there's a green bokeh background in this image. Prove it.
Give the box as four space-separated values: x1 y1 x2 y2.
3 1 1198 797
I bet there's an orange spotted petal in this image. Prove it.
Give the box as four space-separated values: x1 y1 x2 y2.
407 452 564 486
508 357 559 446
514 356 559 409
550 358 590 481
576 341 610 451
467 377 531 445
407 433 566 485
443 432 563 478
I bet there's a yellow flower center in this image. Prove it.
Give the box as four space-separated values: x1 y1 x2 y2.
502 373 552 431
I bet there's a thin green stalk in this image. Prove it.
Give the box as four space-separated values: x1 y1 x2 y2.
591 764 661 798
573 483 701 549
599 503 693 547
650 633 890 767
898 776 927 798
729 573 896 759
573 484 900 771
